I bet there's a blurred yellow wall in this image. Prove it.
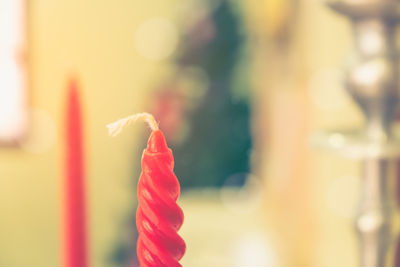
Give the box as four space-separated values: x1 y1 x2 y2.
241 0 364 266
0 0 183 266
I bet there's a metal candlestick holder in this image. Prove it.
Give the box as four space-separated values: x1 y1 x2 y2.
313 0 400 266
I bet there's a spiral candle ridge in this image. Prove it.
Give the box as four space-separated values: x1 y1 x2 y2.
136 130 186 267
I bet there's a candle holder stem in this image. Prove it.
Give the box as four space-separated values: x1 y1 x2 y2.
323 1 400 266
356 158 396 266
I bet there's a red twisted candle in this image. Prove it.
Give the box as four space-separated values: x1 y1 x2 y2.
108 113 186 267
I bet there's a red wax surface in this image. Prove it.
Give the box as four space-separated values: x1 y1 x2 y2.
137 130 186 267
65 81 88 267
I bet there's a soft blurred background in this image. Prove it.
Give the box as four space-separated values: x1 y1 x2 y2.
0 0 369 266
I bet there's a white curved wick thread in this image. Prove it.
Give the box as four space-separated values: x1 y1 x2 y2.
107 112 159 137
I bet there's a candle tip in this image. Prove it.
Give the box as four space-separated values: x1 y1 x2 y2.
107 112 159 137
147 130 169 153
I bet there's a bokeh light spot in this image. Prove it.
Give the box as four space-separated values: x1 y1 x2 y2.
21 109 57 154
135 17 179 61
308 68 350 111
233 233 276 267
220 174 263 215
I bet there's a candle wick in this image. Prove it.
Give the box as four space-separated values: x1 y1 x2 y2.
107 112 159 137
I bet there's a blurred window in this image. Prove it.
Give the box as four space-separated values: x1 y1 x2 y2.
0 0 27 143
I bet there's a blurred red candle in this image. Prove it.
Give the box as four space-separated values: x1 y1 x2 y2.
65 80 88 267
108 113 186 267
